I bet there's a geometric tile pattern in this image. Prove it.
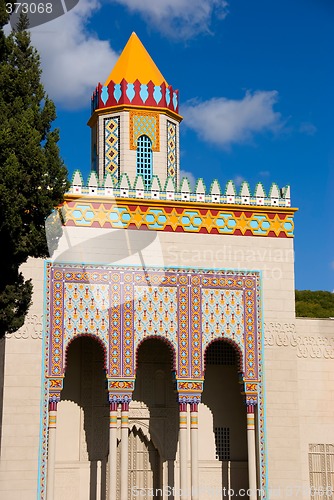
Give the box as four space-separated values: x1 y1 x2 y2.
167 120 177 179
129 110 160 152
42 263 266 499
63 283 110 346
202 289 244 352
47 264 261 384
63 200 295 238
134 285 178 348
104 117 120 177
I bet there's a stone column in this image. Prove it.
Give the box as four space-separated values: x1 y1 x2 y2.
179 403 188 500
120 402 129 500
46 401 58 500
109 402 118 500
190 403 199 500
246 404 257 500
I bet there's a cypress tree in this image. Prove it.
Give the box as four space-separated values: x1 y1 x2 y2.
0 7 69 337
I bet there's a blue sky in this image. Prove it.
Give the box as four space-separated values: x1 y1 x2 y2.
27 0 333 291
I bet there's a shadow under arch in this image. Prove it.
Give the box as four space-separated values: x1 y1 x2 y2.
64 333 108 373
59 336 109 500
203 337 244 374
132 337 179 499
202 339 248 495
135 335 177 373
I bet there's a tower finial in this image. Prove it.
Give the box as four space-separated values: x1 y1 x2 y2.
104 32 168 86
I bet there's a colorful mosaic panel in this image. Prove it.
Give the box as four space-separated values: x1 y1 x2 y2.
123 281 134 377
47 265 261 383
110 278 121 376
202 289 244 352
63 200 294 238
190 276 201 378
167 120 177 179
200 276 258 380
104 117 120 177
37 261 51 500
41 263 267 499
63 283 109 345
178 275 190 377
134 285 178 347
129 110 160 152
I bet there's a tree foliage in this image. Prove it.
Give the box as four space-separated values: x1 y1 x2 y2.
0 6 69 337
295 290 334 318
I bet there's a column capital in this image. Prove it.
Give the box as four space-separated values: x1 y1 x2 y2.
179 402 188 412
175 379 203 404
107 378 134 404
246 403 256 414
245 396 258 407
49 401 58 411
190 403 198 412
110 402 118 412
48 377 63 405
240 380 258 407
121 402 129 412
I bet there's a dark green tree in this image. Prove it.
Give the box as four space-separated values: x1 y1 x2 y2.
295 290 334 318
0 6 69 337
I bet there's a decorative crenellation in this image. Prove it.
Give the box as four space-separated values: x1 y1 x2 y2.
91 79 179 115
69 170 291 208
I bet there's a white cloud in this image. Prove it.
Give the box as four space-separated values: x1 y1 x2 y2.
29 0 118 108
180 169 196 190
233 175 244 187
182 90 283 148
111 0 228 38
5 0 229 107
299 121 317 136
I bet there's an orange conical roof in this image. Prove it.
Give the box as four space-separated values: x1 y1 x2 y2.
104 32 168 86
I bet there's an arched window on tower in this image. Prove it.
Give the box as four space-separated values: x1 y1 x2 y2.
136 134 153 188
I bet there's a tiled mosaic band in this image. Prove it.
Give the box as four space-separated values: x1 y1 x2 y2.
62 199 295 237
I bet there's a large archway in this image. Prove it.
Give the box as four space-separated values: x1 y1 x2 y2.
201 340 249 497
54 336 109 500
129 338 179 499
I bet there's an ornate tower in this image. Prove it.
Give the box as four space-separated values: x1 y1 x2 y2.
88 32 182 188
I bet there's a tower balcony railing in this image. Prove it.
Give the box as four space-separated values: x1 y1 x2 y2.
68 170 291 208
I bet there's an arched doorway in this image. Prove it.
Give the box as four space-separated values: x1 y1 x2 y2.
202 340 249 497
129 338 179 499
54 336 109 500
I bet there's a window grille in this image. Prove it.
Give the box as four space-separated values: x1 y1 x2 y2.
214 427 230 461
206 342 236 365
309 444 334 500
137 135 153 188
